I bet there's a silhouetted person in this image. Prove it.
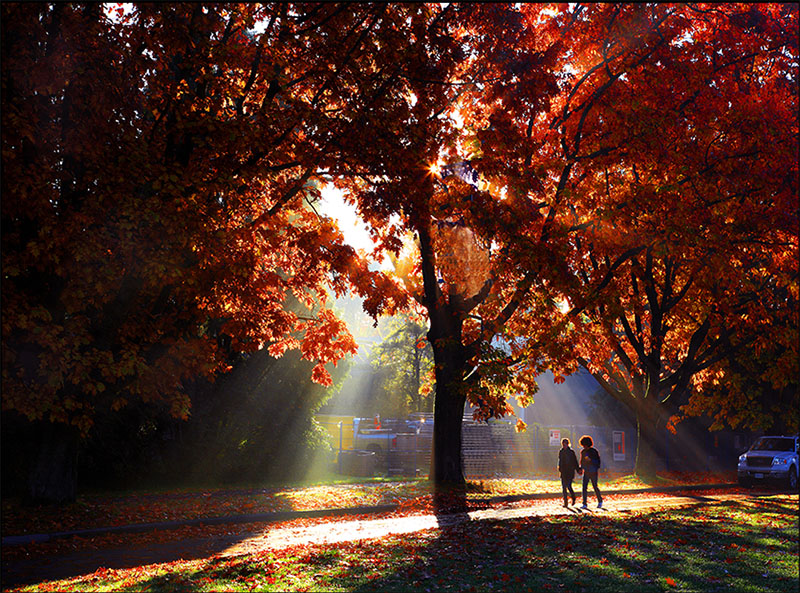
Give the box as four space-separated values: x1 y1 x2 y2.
558 438 581 507
579 435 603 508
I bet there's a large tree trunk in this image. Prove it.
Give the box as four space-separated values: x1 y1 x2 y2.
430 343 467 485
633 396 666 478
27 421 80 504
428 301 468 485
418 217 469 487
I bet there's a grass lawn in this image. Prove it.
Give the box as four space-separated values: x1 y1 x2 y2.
4 494 797 593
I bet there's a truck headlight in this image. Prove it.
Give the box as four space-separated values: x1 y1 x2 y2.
738 454 747 465
772 458 789 466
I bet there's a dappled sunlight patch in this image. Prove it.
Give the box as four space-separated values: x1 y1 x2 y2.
466 477 554 496
1 479 426 537
276 481 432 510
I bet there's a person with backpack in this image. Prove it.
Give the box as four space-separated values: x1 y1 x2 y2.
558 438 581 507
579 435 603 509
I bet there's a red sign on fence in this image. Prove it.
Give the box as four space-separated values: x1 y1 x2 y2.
613 431 625 461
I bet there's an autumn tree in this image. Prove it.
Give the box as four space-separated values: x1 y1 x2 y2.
325 3 564 484
551 4 797 474
455 4 798 475
1 3 408 502
334 3 797 484
676 301 799 435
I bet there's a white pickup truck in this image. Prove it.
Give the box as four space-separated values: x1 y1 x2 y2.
737 435 799 490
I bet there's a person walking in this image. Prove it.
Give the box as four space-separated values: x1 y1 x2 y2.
579 435 603 509
558 438 581 507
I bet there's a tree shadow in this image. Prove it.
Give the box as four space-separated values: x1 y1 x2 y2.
6 494 796 591
431 482 471 527
0 528 257 588
346 495 799 592
111 500 794 593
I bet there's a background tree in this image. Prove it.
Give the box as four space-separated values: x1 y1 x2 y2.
76 295 352 492
675 304 799 436
181 345 351 486
368 314 434 418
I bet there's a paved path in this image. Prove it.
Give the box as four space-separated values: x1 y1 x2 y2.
1 487 753 588
220 491 748 557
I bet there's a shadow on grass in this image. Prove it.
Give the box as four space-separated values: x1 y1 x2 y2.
1 479 430 588
7 495 796 592
432 482 470 527
345 496 798 592
0 529 256 588
119 495 799 593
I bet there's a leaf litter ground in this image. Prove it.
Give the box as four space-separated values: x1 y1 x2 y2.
0 472 762 587
3 491 797 592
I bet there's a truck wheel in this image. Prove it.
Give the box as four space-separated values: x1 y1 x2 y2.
788 466 798 491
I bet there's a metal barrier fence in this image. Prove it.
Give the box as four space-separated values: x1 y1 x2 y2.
463 421 636 478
